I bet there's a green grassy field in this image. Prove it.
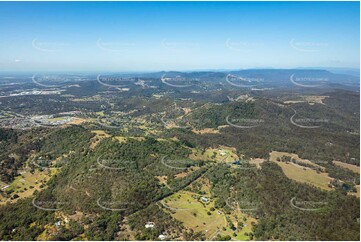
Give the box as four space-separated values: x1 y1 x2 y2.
162 191 227 239
161 189 255 240
190 146 239 163
0 170 53 204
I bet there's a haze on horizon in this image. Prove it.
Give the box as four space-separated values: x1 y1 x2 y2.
0 1 359 72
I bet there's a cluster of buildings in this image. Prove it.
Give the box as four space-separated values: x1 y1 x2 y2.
144 222 167 240
0 89 64 98
0 111 82 129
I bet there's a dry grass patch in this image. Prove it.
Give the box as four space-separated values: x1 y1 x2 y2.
67 118 87 125
284 96 329 105
349 185 360 197
192 128 220 134
249 158 265 169
189 146 238 163
156 175 168 186
304 95 329 104
162 189 256 240
162 191 226 239
175 167 201 179
269 151 324 169
270 151 332 191
333 161 360 174
276 162 332 190
0 170 52 205
90 130 110 149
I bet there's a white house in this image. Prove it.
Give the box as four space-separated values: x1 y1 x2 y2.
219 149 227 156
55 221 61 228
158 234 167 240
1 185 9 191
145 222 155 229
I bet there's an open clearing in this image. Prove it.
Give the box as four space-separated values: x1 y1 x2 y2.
270 151 332 190
90 130 110 149
113 136 145 143
269 151 325 169
162 191 226 239
161 186 256 240
191 128 220 134
0 170 53 205
350 185 360 197
333 161 360 174
189 146 239 163
284 95 329 105
67 118 87 125
249 158 265 169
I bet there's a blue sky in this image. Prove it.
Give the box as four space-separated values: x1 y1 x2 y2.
0 1 359 72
